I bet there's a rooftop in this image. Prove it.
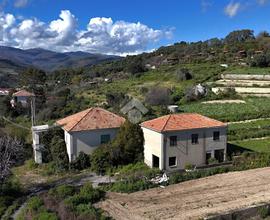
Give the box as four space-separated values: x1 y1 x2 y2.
141 113 226 132
13 89 35 97
56 107 126 132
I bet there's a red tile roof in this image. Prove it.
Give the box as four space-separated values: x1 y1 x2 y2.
141 113 226 132
56 107 126 132
13 90 35 97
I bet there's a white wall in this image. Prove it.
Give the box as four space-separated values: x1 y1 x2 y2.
65 128 119 161
142 126 227 171
164 129 206 171
142 127 163 169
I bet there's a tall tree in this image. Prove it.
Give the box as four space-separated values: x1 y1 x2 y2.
0 136 22 191
20 67 46 87
225 29 255 44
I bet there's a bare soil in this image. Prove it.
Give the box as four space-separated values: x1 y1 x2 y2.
98 167 270 220
202 100 246 104
215 79 270 87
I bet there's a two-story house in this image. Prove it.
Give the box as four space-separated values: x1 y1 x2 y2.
141 113 227 171
57 107 126 161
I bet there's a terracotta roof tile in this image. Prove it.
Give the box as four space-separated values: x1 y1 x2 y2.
141 113 226 132
56 107 126 132
13 90 35 97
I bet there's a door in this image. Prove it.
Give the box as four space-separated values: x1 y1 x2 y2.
152 155 160 168
206 152 212 164
214 149 224 163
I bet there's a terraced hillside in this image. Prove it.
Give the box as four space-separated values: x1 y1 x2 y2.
212 74 270 97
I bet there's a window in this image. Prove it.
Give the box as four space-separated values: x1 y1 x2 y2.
169 157 177 167
170 136 177 146
213 131 220 141
191 134 199 144
100 134 111 144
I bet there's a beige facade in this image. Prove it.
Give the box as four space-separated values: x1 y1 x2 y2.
142 126 227 171
64 128 119 161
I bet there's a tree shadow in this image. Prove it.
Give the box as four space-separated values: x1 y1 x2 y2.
227 143 253 157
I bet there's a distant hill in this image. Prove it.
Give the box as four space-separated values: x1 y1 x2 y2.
0 46 120 72
0 46 120 87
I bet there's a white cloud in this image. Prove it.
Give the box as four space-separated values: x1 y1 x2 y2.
224 2 241 17
14 0 28 8
0 10 172 55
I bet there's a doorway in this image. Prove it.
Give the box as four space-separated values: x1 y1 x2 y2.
152 155 160 168
214 149 224 163
206 151 212 164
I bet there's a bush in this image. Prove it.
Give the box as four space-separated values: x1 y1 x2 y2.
208 157 219 165
91 121 145 173
176 68 193 81
48 185 76 199
258 206 270 219
25 159 39 170
34 211 58 220
145 87 172 106
40 162 58 176
26 196 44 211
116 162 160 180
65 183 105 209
50 136 69 171
71 152 91 170
91 147 110 174
184 163 194 170
110 179 155 193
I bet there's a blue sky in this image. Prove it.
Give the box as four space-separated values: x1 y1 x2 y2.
1 0 270 54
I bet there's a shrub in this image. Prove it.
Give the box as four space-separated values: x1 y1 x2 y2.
116 162 160 180
145 86 172 106
50 136 69 171
40 162 58 176
74 204 97 216
91 121 145 173
65 183 105 208
258 206 270 219
110 179 155 193
208 157 219 165
176 68 193 81
25 159 39 170
184 163 194 170
71 152 91 170
91 147 110 174
168 173 183 185
79 183 105 204
48 185 75 199
26 196 44 212
35 211 58 220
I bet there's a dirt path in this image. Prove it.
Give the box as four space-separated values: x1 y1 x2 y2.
10 173 114 219
98 167 270 220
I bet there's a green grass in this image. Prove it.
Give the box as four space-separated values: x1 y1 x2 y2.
228 119 270 141
230 138 270 153
181 97 270 122
78 63 223 103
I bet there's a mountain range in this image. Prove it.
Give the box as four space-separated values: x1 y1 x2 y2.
0 46 120 71
0 46 120 87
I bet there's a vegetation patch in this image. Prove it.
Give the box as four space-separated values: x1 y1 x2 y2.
182 97 270 122
228 119 270 141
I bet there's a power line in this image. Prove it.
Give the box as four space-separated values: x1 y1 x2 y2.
2 116 31 131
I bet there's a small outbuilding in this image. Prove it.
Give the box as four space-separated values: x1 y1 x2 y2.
141 113 227 171
57 107 125 161
12 89 35 107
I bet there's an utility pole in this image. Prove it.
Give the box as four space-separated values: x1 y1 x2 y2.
30 94 36 127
